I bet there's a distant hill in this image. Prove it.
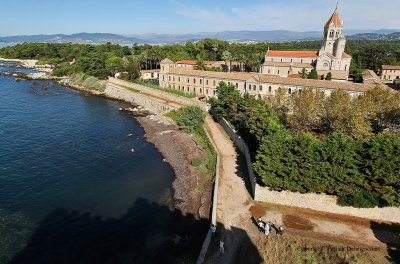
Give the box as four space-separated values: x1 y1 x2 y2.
348 32 400 40
0 33 143 45
1 30 400 45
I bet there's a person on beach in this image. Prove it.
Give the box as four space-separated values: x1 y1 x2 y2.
219 240 225 254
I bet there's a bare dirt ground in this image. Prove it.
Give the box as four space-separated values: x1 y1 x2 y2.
203 115 400 264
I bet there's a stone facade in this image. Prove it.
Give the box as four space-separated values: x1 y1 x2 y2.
381 65 400 82
159 65 371 98
260 6 352 80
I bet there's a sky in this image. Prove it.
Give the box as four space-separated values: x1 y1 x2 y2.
0 0 399 36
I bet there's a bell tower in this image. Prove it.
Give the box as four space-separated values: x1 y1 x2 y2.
320 3 344 55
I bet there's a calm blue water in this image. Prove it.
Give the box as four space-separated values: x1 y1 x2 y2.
0 64 206 263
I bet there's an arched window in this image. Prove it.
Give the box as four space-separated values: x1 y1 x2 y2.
329 30 334 38
259 85 262 91
288 88 292 95
253 85 256 91
236 83 238 88
194 79 196 84
268 86 272 93
281 58 283 62
200 79 202 85
200 88 202 93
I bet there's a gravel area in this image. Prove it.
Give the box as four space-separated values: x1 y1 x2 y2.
137 115 213 220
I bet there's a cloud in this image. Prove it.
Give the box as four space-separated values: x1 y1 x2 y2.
173 0 400 32
173 2 236 31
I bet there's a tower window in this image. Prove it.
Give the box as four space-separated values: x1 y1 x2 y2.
329 30 334 38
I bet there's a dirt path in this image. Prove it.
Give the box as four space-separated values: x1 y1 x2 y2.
203 115 399 263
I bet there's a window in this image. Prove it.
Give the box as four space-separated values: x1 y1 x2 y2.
291 59 293 62
268 69 271 74
178 77 180 82
206 80 209 85
281 59 283 62
288 71 290 74
288 88 292 95
194 79 196 84
301 59 303 63
187 78 189 83
151 73 154 78
187 87 190 92
200 79 202 85
213 90 216 95
173 77 175 82
162 66 164 71
259 85 262 91
206 89 209 94
268 86 272 93
329 30 334 38
162 75 165 81
253 85 256 91
200 88 202 93
213 80 216 86
278 70 280 74
236 83 238 88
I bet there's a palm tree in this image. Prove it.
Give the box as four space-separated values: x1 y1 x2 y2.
222 50 233 72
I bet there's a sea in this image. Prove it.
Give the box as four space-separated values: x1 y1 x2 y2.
0 61 205 263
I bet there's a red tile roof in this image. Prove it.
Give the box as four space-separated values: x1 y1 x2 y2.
325 8 343 27
266 50 319 58
382 65 400 70
342 52 352 58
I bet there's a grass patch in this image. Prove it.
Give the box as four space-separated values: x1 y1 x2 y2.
164 109 179 122
120 85 140 93
191 157 203 167
195 185 205 193
135 79 196 98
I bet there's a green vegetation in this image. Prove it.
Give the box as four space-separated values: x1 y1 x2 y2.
211 82 400 208
1 39 399 83
191 157 203 167
134 79 196 98
166 106 217 179
69 73 105 92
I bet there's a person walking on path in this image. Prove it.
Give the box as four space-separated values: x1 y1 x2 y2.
211 224 217 239
219 240 225 254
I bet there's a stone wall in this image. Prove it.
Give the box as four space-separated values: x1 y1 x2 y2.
108 77 207 110
104 84 176 114
211 110 400 223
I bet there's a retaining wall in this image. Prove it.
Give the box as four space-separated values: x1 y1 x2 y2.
210 110 400 224
108 77 207 110
104 84 176 114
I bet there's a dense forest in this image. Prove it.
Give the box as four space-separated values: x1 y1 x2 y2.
210 82 400 208
1 39 399 80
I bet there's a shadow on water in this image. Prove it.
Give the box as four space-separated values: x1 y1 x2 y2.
370 221 400 263
9 198 262 264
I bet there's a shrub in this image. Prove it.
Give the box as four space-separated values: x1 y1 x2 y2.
338 189 381 208
175 106 205 134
